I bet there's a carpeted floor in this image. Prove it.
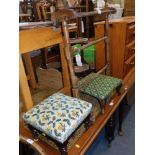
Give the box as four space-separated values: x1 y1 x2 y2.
85 102 135 155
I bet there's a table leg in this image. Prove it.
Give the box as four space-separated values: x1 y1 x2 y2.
23 53 37 89
40 48 48 69
118 95 127 136
105 113 116 146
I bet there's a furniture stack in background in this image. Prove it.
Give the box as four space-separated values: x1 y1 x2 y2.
95 16 135 79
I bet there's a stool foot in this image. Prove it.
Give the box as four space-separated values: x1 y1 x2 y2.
56 142 68 155
59 147 67 155
98 100 105 115
84 114 92 130
116 84 122 95
118 130 123 136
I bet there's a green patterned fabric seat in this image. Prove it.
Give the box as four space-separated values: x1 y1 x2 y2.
23 93 92 144
78 73 122 101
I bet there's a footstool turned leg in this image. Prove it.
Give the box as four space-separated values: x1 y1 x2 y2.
59 147 67 155
32 129 39 141
28 125 39 141
98 99 105 114
84 114 91 130
116 84 122 95
57 143 68 155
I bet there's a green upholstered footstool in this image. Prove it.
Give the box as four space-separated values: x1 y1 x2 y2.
23 93 92 155
78 73 122 112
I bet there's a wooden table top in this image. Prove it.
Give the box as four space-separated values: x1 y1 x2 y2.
19 68 135 155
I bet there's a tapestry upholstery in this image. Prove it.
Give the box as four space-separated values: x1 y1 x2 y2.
78 73 122 101
23 93 92 144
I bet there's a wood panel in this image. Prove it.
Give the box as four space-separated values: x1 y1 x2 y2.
95 22 126 78
109 23 127 78
19 27 62 54
94 24 106 71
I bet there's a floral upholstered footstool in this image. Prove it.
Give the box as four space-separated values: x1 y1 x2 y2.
23 93 92 155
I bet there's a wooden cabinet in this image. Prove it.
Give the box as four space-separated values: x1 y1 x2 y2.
95 16 135 79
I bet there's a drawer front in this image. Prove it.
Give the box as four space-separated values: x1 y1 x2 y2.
126 23 135 44
125 40 135 60
123 54 135 77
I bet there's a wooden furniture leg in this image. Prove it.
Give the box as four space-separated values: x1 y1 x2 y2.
23 53 37 89
57 143 68 155
116 84 122 95
105 113 116 146
118 95 127 136
84 114 92 130
40 48 48 69
19 55 33 111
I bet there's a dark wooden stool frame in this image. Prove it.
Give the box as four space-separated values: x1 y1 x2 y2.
26 114 91 155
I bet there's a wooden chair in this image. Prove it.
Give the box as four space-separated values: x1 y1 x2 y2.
31 1 58 69
34 0 54 21
19 0 35 22
20 24 94 155
33 0 79 70
51 0 122 114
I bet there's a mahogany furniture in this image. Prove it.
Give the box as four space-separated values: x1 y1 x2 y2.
95 16 135 79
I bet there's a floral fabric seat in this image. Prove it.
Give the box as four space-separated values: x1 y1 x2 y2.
78 73 122 101
23 93 92 144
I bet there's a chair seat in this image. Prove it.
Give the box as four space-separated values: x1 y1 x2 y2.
78 73 122 101
23 93 92 144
